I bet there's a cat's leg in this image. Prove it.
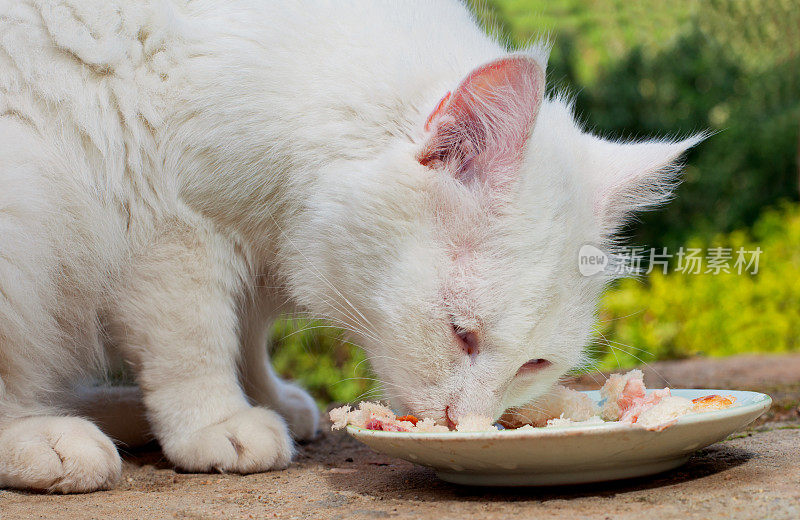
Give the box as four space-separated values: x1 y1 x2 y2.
239 294 319 441
0 126 121 492
109 220 293 473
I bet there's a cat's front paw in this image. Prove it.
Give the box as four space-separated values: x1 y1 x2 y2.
162 407 294 473
272 381 320 441
0 416 121 493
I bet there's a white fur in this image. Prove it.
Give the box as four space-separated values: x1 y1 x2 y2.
0 0 701 492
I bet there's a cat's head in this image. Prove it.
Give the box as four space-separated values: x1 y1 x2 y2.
286 53 702 426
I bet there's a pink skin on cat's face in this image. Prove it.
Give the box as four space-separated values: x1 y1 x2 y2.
289 54 702 427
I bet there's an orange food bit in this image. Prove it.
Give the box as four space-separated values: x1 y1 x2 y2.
396 415 419 425
692 394 736 412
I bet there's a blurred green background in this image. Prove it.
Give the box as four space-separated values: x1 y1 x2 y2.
272 0 800 405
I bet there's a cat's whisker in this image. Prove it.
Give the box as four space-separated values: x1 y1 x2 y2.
597 334 623 370
310 294 379 343
601 338 655 357
277 323 341 341
314 301 382 347
594 333 671 387
265 211 381 342
332 376 404 392
352 354 400 374
290 304 381 346
276 316 422 387
594 308 646 323
568 366 606 387
285 313 370 340
588 370 608 385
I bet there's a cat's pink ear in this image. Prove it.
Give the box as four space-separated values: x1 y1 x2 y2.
418 56 545 190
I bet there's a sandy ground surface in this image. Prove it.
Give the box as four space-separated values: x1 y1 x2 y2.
2 353 799 520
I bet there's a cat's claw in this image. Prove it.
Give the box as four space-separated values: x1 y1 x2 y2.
0 416 121 493
162 407 294 474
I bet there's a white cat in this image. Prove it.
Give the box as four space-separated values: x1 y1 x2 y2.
0 0 702 492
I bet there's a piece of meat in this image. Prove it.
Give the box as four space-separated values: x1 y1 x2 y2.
692 394 736 412
499 385 599 428
455 414 496 432
329 403 451 432
600 369 646 420
599 370 690 427
635 395 694 430
364 418 410 432
618 387 672 424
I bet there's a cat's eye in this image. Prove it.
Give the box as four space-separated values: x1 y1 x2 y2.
516 358 552 375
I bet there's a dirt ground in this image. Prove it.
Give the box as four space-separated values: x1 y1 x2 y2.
2 353 799 520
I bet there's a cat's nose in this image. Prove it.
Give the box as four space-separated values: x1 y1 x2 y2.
451 323 479 361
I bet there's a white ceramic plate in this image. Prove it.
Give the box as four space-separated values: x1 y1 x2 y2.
346 389 771 486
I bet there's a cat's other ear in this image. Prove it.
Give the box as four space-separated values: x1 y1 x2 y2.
588 134 707 233
418 55 545 192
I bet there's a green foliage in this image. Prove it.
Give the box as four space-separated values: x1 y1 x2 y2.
575 9 800 249
595 203 800 370
270 320 375 407
488 0 696 85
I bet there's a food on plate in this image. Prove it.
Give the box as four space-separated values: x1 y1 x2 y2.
692 394 737 412
329 369 737 433
454 414 497 432
499 384 599 428
544 415 606 428
330 402 451 432
597 369 736 429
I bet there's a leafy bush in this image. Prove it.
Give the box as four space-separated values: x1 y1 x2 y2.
578 23 800 249
595 203 800 370
270 320 375 408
